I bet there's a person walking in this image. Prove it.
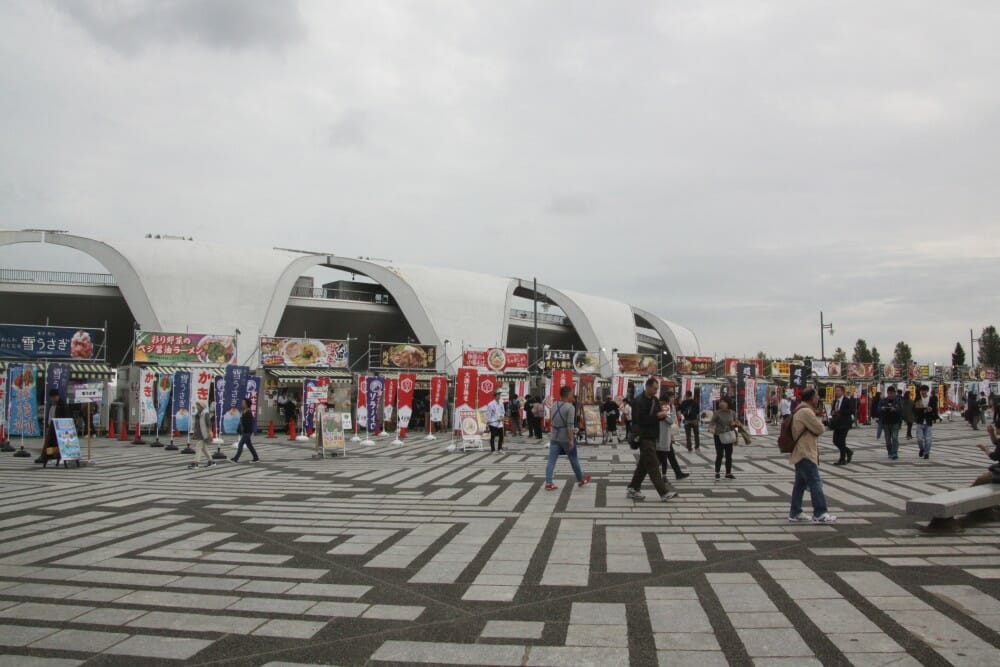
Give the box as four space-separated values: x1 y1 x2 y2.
485 389 505 453
914 384 938 459
189 401 214 468
601 395 620 444
509 394 522 436
967 390 980 430
710 397 738 480
544 385 591 489
231 399 260 463
625 378 678 502
657 391 689 480
527 395 545 440
679 390 701 451
880 386 903 460
829 385 855 465
620 397 632 444
902 389 915 440
788 388 837 523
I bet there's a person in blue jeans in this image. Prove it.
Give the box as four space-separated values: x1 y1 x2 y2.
544 385 591 490
879 386 903 460
788 388 837 523
231 399 260 463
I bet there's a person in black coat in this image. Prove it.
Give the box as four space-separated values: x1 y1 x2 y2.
829 385 855 465
38 388 70 466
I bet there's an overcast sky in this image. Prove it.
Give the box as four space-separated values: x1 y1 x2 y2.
1 1 998 363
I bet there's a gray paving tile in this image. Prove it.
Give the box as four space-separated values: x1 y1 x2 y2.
371 640 524 665
0 602 93 622
104 634 214 660
127 610 265 634
253 618 328 639
29 628 129 652
481 620 545 639
73 608 148 626
362 604 425 621
0 656 84 667
0 623 58 647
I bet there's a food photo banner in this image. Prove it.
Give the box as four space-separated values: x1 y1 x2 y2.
616 354 657 376
724 358 764 377
676 356 714 376
7 364 40 436
260 337 348 368
463 347 529 373
544 350 600 373
0 324 103 360
134 332 237 365
848 363 875 379
811 360 842 378
369 342 437 370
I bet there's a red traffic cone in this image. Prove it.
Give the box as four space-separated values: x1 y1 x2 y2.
108 419 116 439
400 428 407 439
119 420 128 441
306 427 313 438
287 419 297 441
267 420 275 438
133 420 143 444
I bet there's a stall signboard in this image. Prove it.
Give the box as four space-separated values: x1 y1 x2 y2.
463 348 529 373
52 418 81 461
544 349 600 373
908 364 931 380
220 366 250 435
260 337 348 368
134 331 236 365
7 364 40 436
321 410 346 451
139 368 157 425
789 364 811 390
848 363 874 379
811 361 842 378
616 353 658 376
770 361 790 378
0 324 104 360
882 364 902 380
676 356 714 376
369 342 437 370
457 406 479 442
74 383 104 404
724 358 764 377
578 374 596 405
429 376 447 423
173 371 192 432
365 376 384 432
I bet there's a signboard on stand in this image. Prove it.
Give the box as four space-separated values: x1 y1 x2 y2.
321 411 346 453
52 417 81 461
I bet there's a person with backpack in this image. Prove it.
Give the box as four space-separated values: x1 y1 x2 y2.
879 386 903 460
544 385 591 490
788 388 836 523
679 390 701 451
188 401 215 469
509 394 522 436
625 377 678 502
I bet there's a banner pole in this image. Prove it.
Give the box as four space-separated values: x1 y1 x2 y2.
86 401 92 463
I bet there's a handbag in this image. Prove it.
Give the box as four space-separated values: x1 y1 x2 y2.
718 429 737 445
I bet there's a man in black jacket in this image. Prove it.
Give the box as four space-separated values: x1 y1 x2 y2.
38 388 70 466
829 385 855 465
626 377 678 502
915 384 938 459
679 390 700 451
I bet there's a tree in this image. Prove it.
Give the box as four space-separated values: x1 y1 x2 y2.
871 346 881 365
832 347 847 363
952 342 966 366
852 339 873 363
892 341 913 367
979 325 1000 370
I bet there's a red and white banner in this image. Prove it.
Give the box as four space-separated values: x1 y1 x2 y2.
383 377 398 422
429 375 448 423
551 369 573 401
462 347 529 373
611 375 628 400
744 378 768 435
681 376 695 402
396 373 415 434
455 367 477 410
477 373 498 408
191 369 213 414
356 375 367 424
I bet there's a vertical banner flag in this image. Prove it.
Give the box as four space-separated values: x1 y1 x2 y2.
191 369 213 413
699 383 713 414
0 371 6 429
173 371 192 432
356 375 368 425
455 367 477 410
302 378 324 434
245 375 260 433
429 375 447 423
156 374 173 430
612 376 628 400
578 375 596 404
681 377 695 404
789 364 810 394
477 373 497 409
551 369 573 401
397 373 416 431
220 366 249 434
214 377 225 432
8 364 40 436
735 362 755 416
46 363 71 406
744 377 768 435
383 377 398 423
365 376 384 433
139 367 157 425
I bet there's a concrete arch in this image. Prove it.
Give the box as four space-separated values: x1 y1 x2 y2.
0 230 161 330
631 306 701 358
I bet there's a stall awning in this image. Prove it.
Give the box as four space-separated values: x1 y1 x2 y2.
71 362 115 380
143 365 227 377
265 368 353 383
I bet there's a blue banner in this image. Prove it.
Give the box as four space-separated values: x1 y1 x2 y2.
8 364 40 436
214 376 225 435
699 384 713 414
173 371 192 432
245 376 260 433
220 366 249 434
756 382 769 410
156 374 173 430
0 325 104 360
45 363 71 407
366 376 384 432
303 378 319 433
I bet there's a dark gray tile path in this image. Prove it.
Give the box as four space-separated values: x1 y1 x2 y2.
0 421 998 665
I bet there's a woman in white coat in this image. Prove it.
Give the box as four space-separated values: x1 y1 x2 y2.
657 391 689 480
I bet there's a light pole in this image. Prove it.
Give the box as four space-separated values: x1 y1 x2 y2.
820 311 834 360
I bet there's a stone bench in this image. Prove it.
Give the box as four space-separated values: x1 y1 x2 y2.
906 485 1000 525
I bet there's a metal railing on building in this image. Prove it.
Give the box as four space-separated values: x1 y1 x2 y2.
0 269 118 286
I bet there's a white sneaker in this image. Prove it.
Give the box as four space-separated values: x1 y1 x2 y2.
626 488 645 501
788 513 811 522
660 490 679 501
812 513 838 523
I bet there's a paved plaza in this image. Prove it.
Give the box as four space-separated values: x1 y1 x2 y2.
1 421 999 666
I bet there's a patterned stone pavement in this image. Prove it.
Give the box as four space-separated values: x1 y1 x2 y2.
0 420 998 666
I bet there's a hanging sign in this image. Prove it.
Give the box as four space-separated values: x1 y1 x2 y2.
551 369 574 401
0 324 104 360
259 336 348 368
477 374 498 409
616 353 657 376
74 383 104 404
676 356 714 376
369 342 437 370
463 348 529 373
848 363 874 379
429 376 448 423
134 332 236 365
544 350 600 373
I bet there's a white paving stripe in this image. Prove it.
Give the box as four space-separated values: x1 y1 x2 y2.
645 586 726 666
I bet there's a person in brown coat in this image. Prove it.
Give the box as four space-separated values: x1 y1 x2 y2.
788 388 837 523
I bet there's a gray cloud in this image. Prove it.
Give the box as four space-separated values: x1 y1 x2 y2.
52 0 305 55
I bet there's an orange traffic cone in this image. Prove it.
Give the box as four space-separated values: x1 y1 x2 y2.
133 420 144 444
267 420 275 438
119 420 128 441
108 419 116 439
287 419 297 441
306 427 313 438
